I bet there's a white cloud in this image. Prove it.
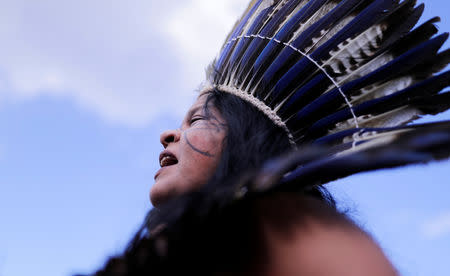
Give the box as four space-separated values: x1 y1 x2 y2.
0 0 244 126
422 212 450 239
164 0 245 82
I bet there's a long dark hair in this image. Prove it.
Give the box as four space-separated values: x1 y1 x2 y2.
202 88 334 205
204 89 291 180
86 90 338 276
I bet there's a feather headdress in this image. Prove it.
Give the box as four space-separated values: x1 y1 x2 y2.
89 1 450 275
201 0 450 152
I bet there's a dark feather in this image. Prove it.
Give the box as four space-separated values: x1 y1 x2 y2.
286 33 448 135
215 0 266 73
221 6 276 84
248 0 365 91
235 0 305 83
302 72 450 140
281 121 450 186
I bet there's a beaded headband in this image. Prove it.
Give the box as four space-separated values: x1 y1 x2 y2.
200 83 295 144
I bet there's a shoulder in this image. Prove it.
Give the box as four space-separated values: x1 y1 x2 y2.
248 193 398 276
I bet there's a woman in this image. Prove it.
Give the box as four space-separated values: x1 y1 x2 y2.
90 0 450 275
150 0 450 206
150 89 333 207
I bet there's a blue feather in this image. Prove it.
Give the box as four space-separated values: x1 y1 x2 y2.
249 0 367 92
309 0 395 62
281 148 433 184
365 1 423 55
264 0 396 101
341 33 448 91
249 0 332 79
250 0 333 96
282 122 450 185
215 0 265 72
306 70 450 136
289 0 366 51
313 127 370 145
287 33 448 130
312 123 444 145
236 0 302 80
276 73 328 116
225 6 275 81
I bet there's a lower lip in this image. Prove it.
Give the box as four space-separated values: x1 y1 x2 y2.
154 165 175 180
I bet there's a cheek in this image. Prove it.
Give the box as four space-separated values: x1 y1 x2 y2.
179 128 225 183
183 127 224 156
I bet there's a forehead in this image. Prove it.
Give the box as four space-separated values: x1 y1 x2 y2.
192 93 209 108
183 93 224 123
186 93 212 114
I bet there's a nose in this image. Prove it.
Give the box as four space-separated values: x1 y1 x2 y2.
160 129 181 148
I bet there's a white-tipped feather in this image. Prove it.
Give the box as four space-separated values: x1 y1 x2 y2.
342 128 410 145
360 107 422 127
289 2 340 45
324 23 387 74
242 0 278 35
207 0 449 147
336 53 395 84
350 76 414 105
264 0 290 27
330 106 422 135
273 0 310 35
338 131 399 154
305 14 356 53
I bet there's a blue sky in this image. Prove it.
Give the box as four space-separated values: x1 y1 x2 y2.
0 1 449 275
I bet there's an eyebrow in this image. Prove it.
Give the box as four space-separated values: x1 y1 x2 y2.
186 106 203 120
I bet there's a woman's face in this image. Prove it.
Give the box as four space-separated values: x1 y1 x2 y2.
150 94 227 206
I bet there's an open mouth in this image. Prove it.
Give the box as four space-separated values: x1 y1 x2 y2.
159 151 178 167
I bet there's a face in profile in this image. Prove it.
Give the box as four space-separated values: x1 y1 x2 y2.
150 93 227 206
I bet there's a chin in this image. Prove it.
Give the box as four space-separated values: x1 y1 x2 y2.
150 180 167 207
150 173 206 206
150 188 164 207
150 176 179 207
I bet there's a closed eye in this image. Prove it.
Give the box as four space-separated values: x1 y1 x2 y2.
190 116 204 125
